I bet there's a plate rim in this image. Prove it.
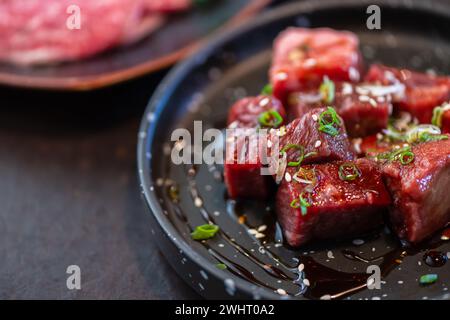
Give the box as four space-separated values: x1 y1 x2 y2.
137 0 450 300
0 0 270 92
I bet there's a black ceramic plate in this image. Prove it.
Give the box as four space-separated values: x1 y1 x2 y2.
138 0 450 300
0 0 269 91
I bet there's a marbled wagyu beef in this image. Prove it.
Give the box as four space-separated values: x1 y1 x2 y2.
224 96 286 199
276 159 391 247
382 136 450 243
270 28 362 102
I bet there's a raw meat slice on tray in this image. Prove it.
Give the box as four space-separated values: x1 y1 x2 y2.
270 28 363 102
382 136 450 243
0 0 191 65
276 158 391 247
224 96 286 199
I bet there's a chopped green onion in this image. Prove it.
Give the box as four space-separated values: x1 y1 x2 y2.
319 78 335 103
417 132 448 143
338 162 361 181
191 224 219 240
216 263 227 270
419 274 438 285
318 107 341 136
377 146 415 165
290 192 312 216
258 110 283 128
280 144 305 167
399 150 414 165
431 103 450 128
261 84 273 95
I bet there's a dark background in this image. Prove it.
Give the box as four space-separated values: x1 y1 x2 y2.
0 0 290 299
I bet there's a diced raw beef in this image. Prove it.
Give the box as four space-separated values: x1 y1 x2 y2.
0 0 190 65
365 64 450 123
382 136 450 243
276 158 390 247
227 95 286 128
267 107 356 174
288 82 393 136
224 130 272 199
224 96 286 199
270 28 363 102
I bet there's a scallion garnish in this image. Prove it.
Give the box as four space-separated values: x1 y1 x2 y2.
290 192 312 216
431 103 450 128
191 224 219 240
338 162 361 181
377 146 415 165
258 110 283 128
319 77 335 103
261 83 273 95
417 132 448 143
318 107 341 136
280 144 305 167
216 263 227 270
419 274 438 285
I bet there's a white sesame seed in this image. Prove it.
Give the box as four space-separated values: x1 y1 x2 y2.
248 229 258 235
194 197 203 207
303 278 310 286
285 172 292 182
259 97 270 107
369 98 378 107
277 288 287 295
275 72 288 81
298 263 305 272
312 114 318 121
320 294 332 300
257 225 267 232
255 233 265 239
327 251 335 259
314 140 322 148
398 280 404 284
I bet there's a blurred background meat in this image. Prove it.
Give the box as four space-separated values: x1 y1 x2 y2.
0 0 191 65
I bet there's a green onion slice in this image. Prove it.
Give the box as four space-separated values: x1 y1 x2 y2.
431 103 450 128
318 107 341 136
377 146 415 165
258 110 283 128
216 263 227 270
280 144 305 167
191 224 219 240
338 162 361 181
319 78 335 104
419 274 438 285
290 192 312 216
261 83 273 95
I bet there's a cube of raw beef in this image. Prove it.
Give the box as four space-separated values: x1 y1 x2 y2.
270 28 363 102
267 108 355 176
224 96 286 199
276 159 390 247
382 136 450 243
227 95 286 128
288 82 393 136
365 64 450 123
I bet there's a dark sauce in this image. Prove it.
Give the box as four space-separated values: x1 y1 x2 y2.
423 250 448 268
161 160 449 300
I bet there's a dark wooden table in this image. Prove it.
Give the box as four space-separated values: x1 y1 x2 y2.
0 71 200 299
